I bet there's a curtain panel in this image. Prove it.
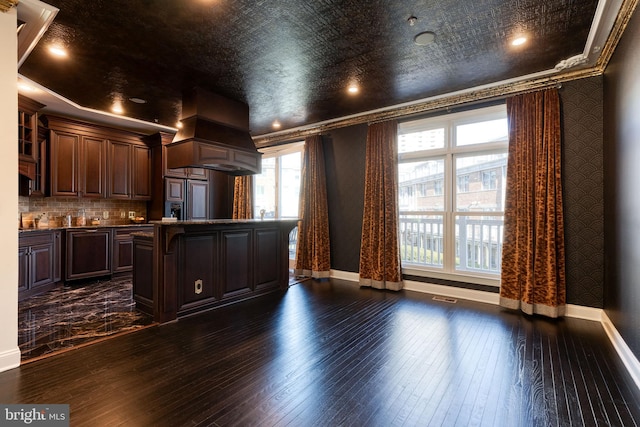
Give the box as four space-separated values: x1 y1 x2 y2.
500 88 566 318
232 176 253 219
359 120 403 291
294 135 331 279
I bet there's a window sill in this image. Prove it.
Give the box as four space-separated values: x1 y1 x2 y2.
401 266 500 288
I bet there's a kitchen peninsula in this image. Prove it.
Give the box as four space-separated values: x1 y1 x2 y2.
133 219 298 323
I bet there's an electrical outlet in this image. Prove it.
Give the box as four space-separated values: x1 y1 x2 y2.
103 211 109 219
128 211 135 219
120 211 126 218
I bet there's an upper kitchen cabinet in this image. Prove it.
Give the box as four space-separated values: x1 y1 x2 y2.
49 117 106 198
107 140 152 200
46 116 150 200
18 95 44 167
132 145 152 199
18 95 48 197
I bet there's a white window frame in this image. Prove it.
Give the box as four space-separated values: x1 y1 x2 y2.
255 141 304 218
398 104 508 287
255 141 304 267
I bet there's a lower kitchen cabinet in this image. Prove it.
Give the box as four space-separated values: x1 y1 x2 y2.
18 230 61 300
65 228 111 280
113 226 152 273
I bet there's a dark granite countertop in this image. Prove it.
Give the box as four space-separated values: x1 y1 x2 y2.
19 223 154 233
149 218 299 225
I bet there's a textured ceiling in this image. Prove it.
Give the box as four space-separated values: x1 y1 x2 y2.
18 0 599 136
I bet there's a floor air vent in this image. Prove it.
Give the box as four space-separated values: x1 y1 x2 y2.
432 296 457 304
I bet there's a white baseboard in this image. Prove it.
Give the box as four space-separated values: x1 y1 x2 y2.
330 269 359 283
601 311 640 392
329 269 640 392
565 304 603 321
0 347 21 373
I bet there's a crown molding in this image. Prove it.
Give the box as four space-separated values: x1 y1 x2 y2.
596 0 640 71
252 66 601 147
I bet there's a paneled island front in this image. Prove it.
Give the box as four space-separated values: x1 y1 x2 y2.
133 219 298 323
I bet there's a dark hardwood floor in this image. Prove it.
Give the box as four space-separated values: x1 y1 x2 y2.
2 279 639 426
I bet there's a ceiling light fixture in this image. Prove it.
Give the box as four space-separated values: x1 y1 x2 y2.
129 97 147 104
272 120 281 129
18 82 36 92
347 84 359 95
111 101 124 114
48 45 68 58
407 16 417 26
511 36 527 46
414 31 436 46
176 121 183 129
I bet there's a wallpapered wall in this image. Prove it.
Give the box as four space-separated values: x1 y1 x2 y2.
323 124 368 273
561 77 605 308
323 76 606 308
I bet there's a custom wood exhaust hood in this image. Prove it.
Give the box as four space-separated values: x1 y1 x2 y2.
165 88 262 175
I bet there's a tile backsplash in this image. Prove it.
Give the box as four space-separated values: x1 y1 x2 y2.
19 196 147 228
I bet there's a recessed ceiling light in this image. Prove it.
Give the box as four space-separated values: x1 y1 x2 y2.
347 84 359 94
176 121 183 129
511 36 527 46
18 82 36 92
111 102 124 114
129 97 147 104
272 120 281 129
414 31 436 46
48 45 68 58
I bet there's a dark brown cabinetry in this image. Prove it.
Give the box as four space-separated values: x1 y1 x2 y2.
18 230 61 300
83 136 107 198
107 141 152 200
49 129 80 196
132 232 154 314
65 228 111 280
163 178 209 219
18 95 43 166
47 116 150 200
18 95 48 197
107 141 131 199
164 163 208 180
132 145 152 199
112 226 152 273
49 120 107 198
137 220 296 322
146 131 230 221
187 179 209 220
165 177 184 202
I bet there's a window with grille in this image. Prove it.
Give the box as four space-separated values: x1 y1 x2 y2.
398 105 508 286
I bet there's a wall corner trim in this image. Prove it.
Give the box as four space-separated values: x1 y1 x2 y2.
0 347 21 373
601 311 640 392
329 269 640 393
